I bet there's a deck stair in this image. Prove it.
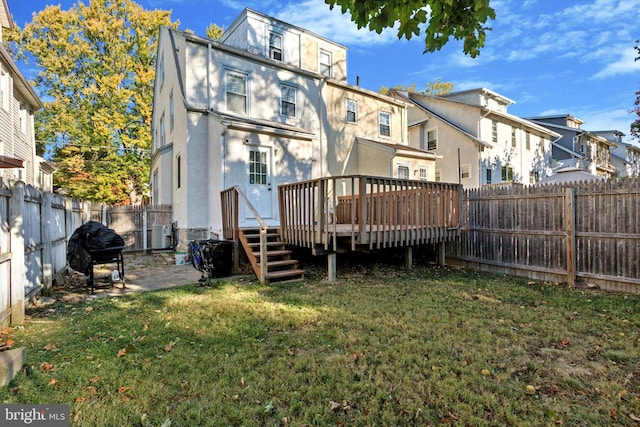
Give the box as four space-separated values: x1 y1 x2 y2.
238 228 304 283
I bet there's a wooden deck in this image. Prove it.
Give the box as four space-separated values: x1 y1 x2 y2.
222 176 461 282
278 176 461 254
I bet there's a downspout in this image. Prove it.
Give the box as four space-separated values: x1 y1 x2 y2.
319 78 326 178
207 42 211 108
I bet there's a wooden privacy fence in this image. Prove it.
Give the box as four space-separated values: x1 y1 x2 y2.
0 178 172 328
448 178 640 293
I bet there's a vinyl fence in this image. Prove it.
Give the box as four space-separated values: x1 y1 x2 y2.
0 178 172 328
448 178 640 293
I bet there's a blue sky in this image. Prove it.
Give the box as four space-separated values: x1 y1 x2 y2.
10 0 640 143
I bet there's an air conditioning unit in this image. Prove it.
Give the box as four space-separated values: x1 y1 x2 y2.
151 224 171 250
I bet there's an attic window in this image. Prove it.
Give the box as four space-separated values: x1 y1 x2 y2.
319 49 332 77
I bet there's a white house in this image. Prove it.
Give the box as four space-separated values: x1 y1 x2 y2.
592 130 639 178
150 8 437 247
0 0 46 187
392 88 561 187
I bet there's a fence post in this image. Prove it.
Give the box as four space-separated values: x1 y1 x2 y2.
9 182 25 325
41 192 53 293
142 206 148 253
564 187 576 287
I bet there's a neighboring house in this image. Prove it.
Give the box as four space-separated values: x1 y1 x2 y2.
391 88 560 188
526 115 618 179
0 0 46 186
592 130 640 178
150 8 436 246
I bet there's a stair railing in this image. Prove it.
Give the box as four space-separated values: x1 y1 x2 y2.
221 185 269 283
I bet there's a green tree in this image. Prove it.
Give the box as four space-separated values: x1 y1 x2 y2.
6 0 177 205
206 23 225 40
326 0 495 57
380 79 454 95
632 40 640 141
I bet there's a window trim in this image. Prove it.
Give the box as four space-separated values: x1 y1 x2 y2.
418 167 428 181
169 89 174 132
491 120 498 143
511 127 516 148
460 164 471 180
346 98 358 124
280 83 297 118
319 48 332 77
159 112 166 147
379 111 391 138
269 31 283 62
397 164 410 180
501 165 514 182
426 128 437 151
225 69 249 115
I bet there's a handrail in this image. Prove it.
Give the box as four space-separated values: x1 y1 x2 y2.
221 185 269 283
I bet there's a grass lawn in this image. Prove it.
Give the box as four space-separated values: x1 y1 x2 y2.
1 260 639 426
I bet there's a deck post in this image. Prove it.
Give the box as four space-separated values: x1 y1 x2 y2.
327 252 337 282
438 242 446 266
405 246 413 269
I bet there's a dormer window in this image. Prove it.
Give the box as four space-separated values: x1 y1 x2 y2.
269 32 282 61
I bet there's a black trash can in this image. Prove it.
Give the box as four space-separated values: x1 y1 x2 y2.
188 239 233 279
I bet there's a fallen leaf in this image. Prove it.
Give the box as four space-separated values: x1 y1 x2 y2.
40 362 53 372
44 343 57 351
118 386 131 393
329 401 342 411
164 342 174 352
240 377 245 387
75 397 86 403
5 339 14 347
142 324 148 331
526 385 537 394
48 378 59 387
617 390 628 400
629 413 640 422
85 306 93 313
90 376 100 383
481 369 491 377
117 348 127 358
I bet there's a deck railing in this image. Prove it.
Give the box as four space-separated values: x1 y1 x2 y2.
279 175 461 251
220 185 269 282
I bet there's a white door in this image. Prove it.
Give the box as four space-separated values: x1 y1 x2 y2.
246 147 273 219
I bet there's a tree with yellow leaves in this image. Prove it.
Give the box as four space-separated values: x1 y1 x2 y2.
7 0 177 204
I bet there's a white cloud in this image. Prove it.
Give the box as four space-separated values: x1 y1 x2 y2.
592 47 640 78
272 1 399 46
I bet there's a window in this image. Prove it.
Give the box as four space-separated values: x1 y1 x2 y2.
526 132 531 150
269 32 283 61
159 113 166 146
158 55 165 88
501 166 514 182
486 168 492 184
280 84 296 117
19 103 27 134
319 49 332 77
169 90 174 131
427 129 437 150
511 128 516 148
492 120 497 143
176 155 181 189
226 71 247 114
418 167 428 181
379 111 391 138
397 165 410 179
529 171 539 184
0 70 8 111
435 169 442 182
460 164 471 180
346 99 357 123
152 170 158 202
249 150 267 185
